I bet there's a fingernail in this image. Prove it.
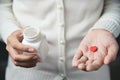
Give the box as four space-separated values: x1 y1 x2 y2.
28 48 34 52
33 56 40 62
33 56 38 59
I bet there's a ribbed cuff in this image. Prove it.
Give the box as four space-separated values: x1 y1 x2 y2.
90 19 120 38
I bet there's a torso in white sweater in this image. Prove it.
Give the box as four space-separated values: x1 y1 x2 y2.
0 0 120 80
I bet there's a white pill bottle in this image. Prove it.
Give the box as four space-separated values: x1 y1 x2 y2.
22 27 49 62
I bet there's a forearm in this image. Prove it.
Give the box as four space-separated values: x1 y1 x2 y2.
91 0 120 38
0 2 20 43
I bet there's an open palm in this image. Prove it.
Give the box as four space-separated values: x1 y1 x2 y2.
72 29 119 71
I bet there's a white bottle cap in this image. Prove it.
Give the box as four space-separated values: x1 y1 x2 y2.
23 27 41 41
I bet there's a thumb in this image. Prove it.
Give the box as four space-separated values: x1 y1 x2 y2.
104 46 118 64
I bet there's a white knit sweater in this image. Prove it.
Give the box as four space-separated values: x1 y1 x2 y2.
0 0 120 80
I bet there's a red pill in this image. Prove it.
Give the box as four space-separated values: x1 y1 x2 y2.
90 46 98 52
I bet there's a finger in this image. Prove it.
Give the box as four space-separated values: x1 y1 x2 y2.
8 46 40 62
86 58 103 71
18 33 24 42
85 59 93 66
86 51 104 71
15 52 40 62
77 56 88 64
11 39 35 52
78 63 86 70
104 46 118 64
72 50 83 67
73 49 83 61
15 54 40 62
73 56 88 69
7 30 35 52
10 47 39 68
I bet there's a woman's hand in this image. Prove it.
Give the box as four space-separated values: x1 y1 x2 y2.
6 29 40 68
72 29 119 71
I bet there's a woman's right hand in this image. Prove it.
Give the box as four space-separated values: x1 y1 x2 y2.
6 29 40 68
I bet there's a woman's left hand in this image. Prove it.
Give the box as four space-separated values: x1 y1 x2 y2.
72 29 119 71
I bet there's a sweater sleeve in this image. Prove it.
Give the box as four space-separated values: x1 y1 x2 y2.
90 0 120 38
0 1 20 43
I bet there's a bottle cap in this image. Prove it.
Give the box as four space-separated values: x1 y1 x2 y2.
23 27 41 41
